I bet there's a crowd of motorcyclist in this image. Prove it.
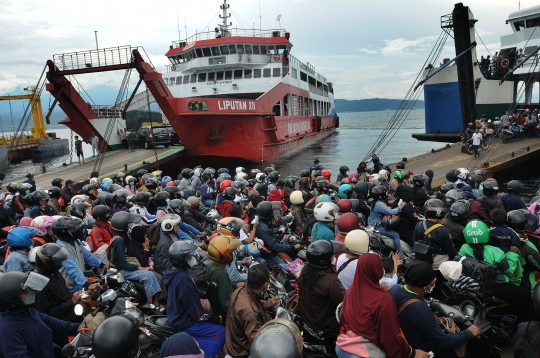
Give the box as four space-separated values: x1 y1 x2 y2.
0 157 539 358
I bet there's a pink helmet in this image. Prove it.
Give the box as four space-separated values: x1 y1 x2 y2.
31 216 54 234
348 172 359 184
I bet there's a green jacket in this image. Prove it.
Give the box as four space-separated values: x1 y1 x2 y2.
458 244 524 284
207 261 234 312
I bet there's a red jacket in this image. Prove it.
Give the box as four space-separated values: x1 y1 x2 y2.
90 221 115 251
217 200 234 217
468 198 488 221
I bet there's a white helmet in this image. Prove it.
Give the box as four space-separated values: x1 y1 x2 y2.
290 190 304 205
125 175 136 184
344 229 370 255
457 168 469 180
255 173 266 183
235 172 248 181
71 195 89 205
235 166 246 174
368 174 381 185
89 177 100 187
161 213 182 232
193 167 203 177
314 202 339 222
378 169 390 181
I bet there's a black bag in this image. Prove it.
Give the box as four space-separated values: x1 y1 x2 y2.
454 255 498 297
511 321 540 358
147 221 162 246
413 222 443 265
187 263 209 290
206 266 227 323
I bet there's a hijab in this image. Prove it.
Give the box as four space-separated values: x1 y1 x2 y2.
395 185 413 203
20 217 33 227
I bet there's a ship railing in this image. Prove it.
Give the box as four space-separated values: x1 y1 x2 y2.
52 46 155 71
172 28 287 48
0 134 40 146
91 105 124 119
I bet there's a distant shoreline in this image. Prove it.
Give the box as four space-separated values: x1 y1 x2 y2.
335 98 425 113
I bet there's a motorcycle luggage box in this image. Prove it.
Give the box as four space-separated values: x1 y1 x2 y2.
454 255 497 297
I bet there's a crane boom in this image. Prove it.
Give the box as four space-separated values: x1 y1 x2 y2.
0 93 48 141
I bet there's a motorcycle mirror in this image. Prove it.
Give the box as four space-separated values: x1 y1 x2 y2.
459 300 477 318
61 344 75 357
74 304 84 316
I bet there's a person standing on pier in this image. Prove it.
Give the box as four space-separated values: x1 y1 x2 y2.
90 133 99 157
74 136 84 164
128 130 137 152
471 128 482 159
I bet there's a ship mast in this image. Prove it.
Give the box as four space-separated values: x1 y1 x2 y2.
219 0 232 37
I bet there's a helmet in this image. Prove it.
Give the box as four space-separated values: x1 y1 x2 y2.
314 176 330 192
412 174 425 187
0 272 49 312
113 189 129 204
251 318 303 358
344 229 369 255
235 166 245 174
7 227 39 248
136 169 148 179
443 189 466 208
315 194 331 205
36 243 69 273
111 212 142 232
161 176 172 189
256 201 274 221
144 178 158 190
445 170 459 183
52 216 84 240
267 171 280 183
486 177 498 185
393 169 406 180
92 316 139 358
264 167 275 175
370 185 387 201
223 187 238 200
202 167 215 178
231 181 243 190
133 192 150 206
217 219 241 238
300 169 310 178
372 156 380 164
152 170 162 180
46 187 62 199
154 191 170 207
70 195 89 206
336 199 353 213
289 190 304 205
191 167 203 178
24 193 34 207
217 168 229 176
220 180 233 191
181 168 193 178
7 182 18 193
368 174 380 185
321 169 332 181
208 235 241 265
111 172 125 184
285 175 299 188
482 180 499 196
396 161 405 169
463 220 489 244
17 183 32 195
337 184 353 199
506 180 523 194
235 172 248 181
102 177 113 185
339 166 350 174
100 181 111 191
166 181 177 188
507 210 527 232
250 168 261 177
306 240 334 268
169 241 199 268
424 199 446 219
354 182 368 196
337 212 359 233
107 184 123 193
82 184 95 197
51 178 64 187
448 200 471 223
125 175 136 185
161 214 182 232
33 190 49 204
457 168 470 180
439 183 454 195
31 216 55 234
466 174 483 188
70 202 90 219
92 205 111 221
378 169 390 181
89 177 100 188
255 173 266 183
348 172 359 184
168 199 190 216
164 186 182 199
314 202 339 222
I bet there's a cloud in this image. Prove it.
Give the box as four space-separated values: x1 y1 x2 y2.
380 36 439 56
357 48 378 55
475 29 493 36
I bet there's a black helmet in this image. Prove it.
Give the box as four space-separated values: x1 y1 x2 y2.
97 191 116 207
448 200 471 223
136 169 148 179
223 187 238 200
92 316 139 358
314 164 323 171
285 175 300 188
141 173 154 182
52 216 84 241
371 156 380 164
440 183 454 196
133 192 149 206
0 272 49 312
111 172 125 184
36 243 69 273
466 174 483 188
506 180 523 195
181 168 193 178
256 201 273 221
220 220 241 238
250 169 261 178
164 186 182 199
33 191 49 203
144 178 158 190
7 182 18 193
169 241 198 268
445 170 459 183
300 169 310 178
412 174 425 187
267 171 280 183
396 161 405 169
70 202 90 219
113 189 129 204
314 176 330 191
339 166 350 174
24 193 34 207
250 319 303 358
92 205 111 221
443 189 466 209
202 167 215 178
17 183 32 196
264 167 275 175
51 178 64 187
424 199 446 219
111 212 142 232
82 184 95 197
507 210 527 232
306 240 334 268
217 168 229 175
106 184 122 194
154 191 170 207
231 181 243 190
47 187 62 199
168 199 189 216
482 180 499 196
370 185 387 201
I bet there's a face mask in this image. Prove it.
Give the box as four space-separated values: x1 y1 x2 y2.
22 291 36 305
187 256 198 268
424 284 435 294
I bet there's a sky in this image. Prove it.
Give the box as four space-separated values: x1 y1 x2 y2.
0 0 537 112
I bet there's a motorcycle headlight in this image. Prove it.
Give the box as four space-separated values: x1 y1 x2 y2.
274 306 293 320
113 273 125 283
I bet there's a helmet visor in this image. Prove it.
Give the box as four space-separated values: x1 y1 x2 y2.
22 272 50 293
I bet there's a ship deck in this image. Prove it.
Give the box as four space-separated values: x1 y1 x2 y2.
393 137 540 188
12 146 185 189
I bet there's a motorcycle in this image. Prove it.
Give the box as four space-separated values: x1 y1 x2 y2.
501 123 526 143
363 225 414 256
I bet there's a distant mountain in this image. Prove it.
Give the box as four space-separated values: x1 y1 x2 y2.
335 98 425 113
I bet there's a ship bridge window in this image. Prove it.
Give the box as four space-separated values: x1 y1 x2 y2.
198 73 207 82
244 69 252 78
237 44 244 54
220 45 230 55
216 71 224 80
263 68 271 77
190 74 197 83
514 20 525 31
260 45 267 54
252 45 260 54
276 44 286 54
526 17 540 28
267 45 276 54
209 56 226 65
254 69 261 78
300 71 307 82
244 45 252 54
273 68 280 77
176 76 182 84
525 46 537 56
164 78 169 85
211 46 221 56
225 70 233 80
208 72 216 81
234 70 243 79
169 77 175 85
202 47 211 56
183 75 189 83
195 48 203 57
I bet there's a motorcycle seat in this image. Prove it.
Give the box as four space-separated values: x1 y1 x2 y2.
156 317 172 328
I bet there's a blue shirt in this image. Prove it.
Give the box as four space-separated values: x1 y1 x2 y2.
489 225 524 253
501 194 526 212
58 239 102 293
4 250 34 273
311 222 335 242
368 200 402 227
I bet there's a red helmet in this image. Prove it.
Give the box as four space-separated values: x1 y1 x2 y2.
321 169 332 181
139 178 145 186
486 177 498 185
405 170 411 179
337 212 360 233
166 181 177 187
220 180 233 190
336 199 352 213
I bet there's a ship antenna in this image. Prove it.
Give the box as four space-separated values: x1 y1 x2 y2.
176 5 181 41
259 1 262 32
184 12 188 40
219 0 231 36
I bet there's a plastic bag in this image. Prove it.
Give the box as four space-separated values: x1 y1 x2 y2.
439 257 464 281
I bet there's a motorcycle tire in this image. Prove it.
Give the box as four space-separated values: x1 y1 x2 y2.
481 140 489 150
502 133 511 143
467 145 474 155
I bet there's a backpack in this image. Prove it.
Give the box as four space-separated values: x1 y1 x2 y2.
206 266 227 323
511 321 540 358
413 221 444 265
454 255 498 297
302 215 318 242
147 221 161 246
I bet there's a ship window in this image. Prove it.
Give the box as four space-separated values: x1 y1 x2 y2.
234 70 243 79
190 74 197 83
164 78 169 85
221 45 230 55
169 77 175 85
203 47 211 56
263 68 271 77
526 17 540 28
252 45 260 54
245 45 252 54
254 69 261 78
260 45 267 54
216 71 224 80
276 44 286 54
299 96 303 115
237 44 244 54
273 68 281 77
300 71 307 82
195 48 203 57
292 95 298 115
225 70 233 80
183 75 190 83
211 46 221 56
208 72 215 81
514 20 525 31
198 73 206 82
244 69 252 78
176 76 182 84
209 56 226 65
267 45 276 54
229 45 237 54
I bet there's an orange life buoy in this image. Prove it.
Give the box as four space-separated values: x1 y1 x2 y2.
273 54 280 61
501 58 510 68
171 64 177 71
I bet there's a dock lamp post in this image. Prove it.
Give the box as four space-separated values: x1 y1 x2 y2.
95 31 101 66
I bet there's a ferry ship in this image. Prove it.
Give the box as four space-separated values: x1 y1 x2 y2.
45 0 338 164
414 3 540 142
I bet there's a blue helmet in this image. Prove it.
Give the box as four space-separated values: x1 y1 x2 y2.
7 227 39 249
161 176 172 188
100 181 111 191
338 184 353 199
219 173 231 178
